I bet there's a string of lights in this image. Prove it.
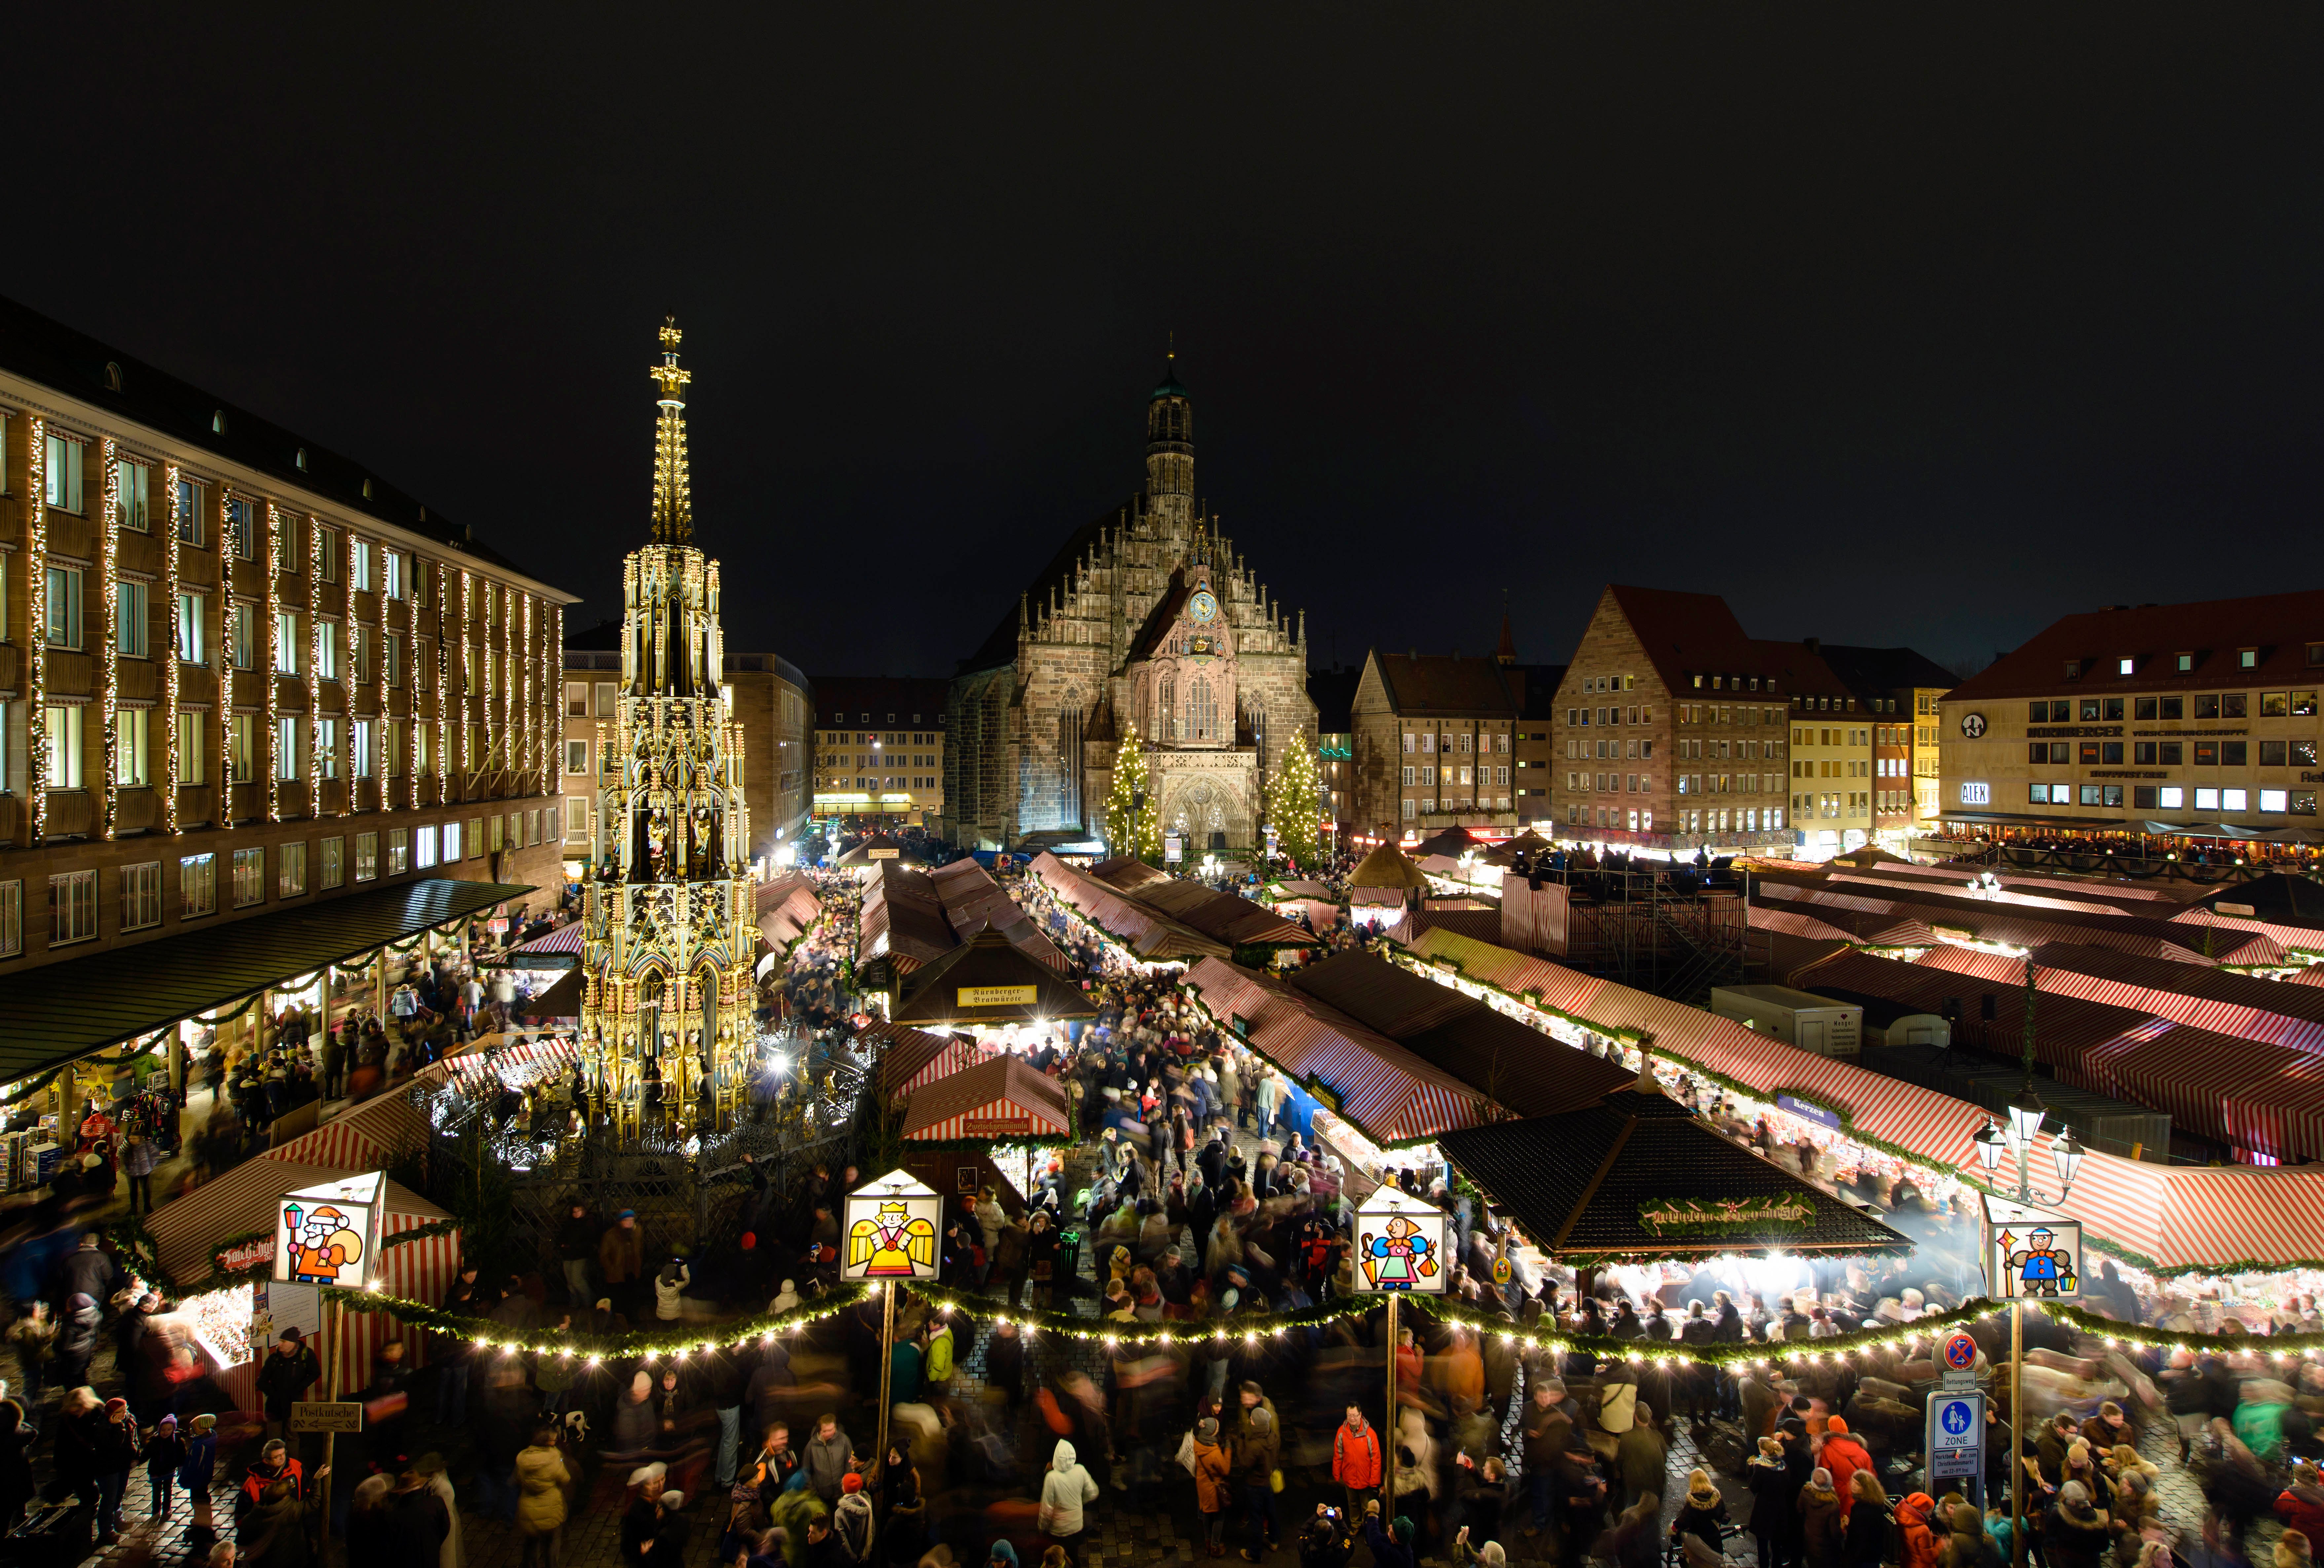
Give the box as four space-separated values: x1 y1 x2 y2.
27 419 48 845
307 1276 2324 1366
161 463 181 835
99 439 121 840
264 504 282 823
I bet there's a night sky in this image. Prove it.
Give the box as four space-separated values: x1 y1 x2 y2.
7 10 2317 682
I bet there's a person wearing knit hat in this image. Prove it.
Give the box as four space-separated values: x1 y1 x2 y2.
842 1472 865 1493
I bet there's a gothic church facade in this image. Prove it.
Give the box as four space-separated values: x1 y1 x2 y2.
942 362 1316 853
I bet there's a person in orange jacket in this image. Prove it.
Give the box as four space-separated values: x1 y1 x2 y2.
1333 1403 1384 1518
1818 1418 1876 1520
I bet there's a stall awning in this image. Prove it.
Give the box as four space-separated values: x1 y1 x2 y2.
0 878 533 1081
1440 1089 1914 1260
890 929 1097 1027
899 1054 1072 1141
506 921 583 968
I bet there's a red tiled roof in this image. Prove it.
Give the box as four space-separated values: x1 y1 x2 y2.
1370 651 1520 716
1943 589 2324 704
1583 585 1852 700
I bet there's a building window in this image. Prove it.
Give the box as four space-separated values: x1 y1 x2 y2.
527 809 540 846
2222 787 2249 812
1401 798 1416 819
229 714 256 784
467 818 482 857
181 852 217 918
226 498 257 560
118 861 163 932
321 835 344 889
317 527 339 582
384 634 400 687
383 549 404 600
415 824 438 870
355 832 379 882
350 538 373 591
279 841 308 897
116 707 150 787
0 882 18 958
43 705 83 788
175 478 204 546
274 612 299 674
387 827 409 875
490 814 505 853
47 871 96 946
43 433 85 512
44 567 82 649
316 621 338 680
566 681 588 717
316 717 340 780
351 720 373 779
596 681 617 717
230 846 264 907
567 739 589 774
2263 789 2290 814
118 580 149 659
566 797 590 839
444 820 462 862
176 592 205 664
229 603 257 670
275 715 302 781
178 709 206 786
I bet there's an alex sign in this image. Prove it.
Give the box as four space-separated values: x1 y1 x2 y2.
842 1169 943 1282
1354 1186 1447 1294
1981 1193 2081 1301
275 1171 387 1291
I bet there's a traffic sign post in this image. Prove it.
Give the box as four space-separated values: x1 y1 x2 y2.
1926 1390 1985 1509
1939 1330 1981 1387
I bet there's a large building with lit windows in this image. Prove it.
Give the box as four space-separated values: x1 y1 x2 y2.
1809 643 1955 850
1938 591 2324 846
811 677 949 829
0 292 576 977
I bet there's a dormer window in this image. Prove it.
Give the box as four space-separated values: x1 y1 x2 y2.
2063 659 2082 679
1691 675 1703 689
2178 652 2195 672
2240 648 2259 669
2118 657 2134 676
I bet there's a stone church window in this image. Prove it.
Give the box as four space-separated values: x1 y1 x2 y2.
1188 676 1218 742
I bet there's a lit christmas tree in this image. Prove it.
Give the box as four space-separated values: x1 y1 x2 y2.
1267 728 1323 869
1106 732 1161 864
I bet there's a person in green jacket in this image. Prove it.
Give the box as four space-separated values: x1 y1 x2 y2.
890 1333 924 1407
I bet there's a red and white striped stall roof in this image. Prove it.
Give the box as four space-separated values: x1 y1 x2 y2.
1759 881 2280 965
1388 924 2324 1271
1916 941 2324 1054
861 1021 994 1104
1858 859 2186 904
1185 958 1488 1146
508 922 583 960
2168 905 2324 960
898 1054 1072 1141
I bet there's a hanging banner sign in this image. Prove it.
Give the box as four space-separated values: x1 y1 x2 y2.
1981 1193 2082 1301
1636 1196 1815 1237
957 985 1039 1008
841 1169 943 1282
1354 1187 1448 1294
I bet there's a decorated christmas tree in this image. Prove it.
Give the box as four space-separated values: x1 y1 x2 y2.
1267 728 1324 869
1106 732 1161 864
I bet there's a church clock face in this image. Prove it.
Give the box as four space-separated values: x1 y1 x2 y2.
1189 589 1219 624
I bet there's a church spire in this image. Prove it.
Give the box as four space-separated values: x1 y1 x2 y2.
1496 599 1517 667
649 316 694 546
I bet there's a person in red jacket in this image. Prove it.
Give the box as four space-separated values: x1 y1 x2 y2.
1333 1404 1384 1520
1894 1492 1941 1568
2276 1463 2324 1547
1818 1417 1876 1520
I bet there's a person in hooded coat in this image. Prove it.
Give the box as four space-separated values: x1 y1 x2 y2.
1040 1439 1100 1554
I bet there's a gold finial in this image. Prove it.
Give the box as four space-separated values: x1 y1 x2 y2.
649 317 693 545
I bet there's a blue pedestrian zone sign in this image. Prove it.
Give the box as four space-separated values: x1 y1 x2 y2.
1926 1390 1985 1483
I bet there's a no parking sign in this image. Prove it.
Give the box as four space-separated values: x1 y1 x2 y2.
1939 1330 1980 1386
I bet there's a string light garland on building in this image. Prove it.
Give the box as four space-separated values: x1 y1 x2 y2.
26 420 48 846
307 514 323 814
162 463 182 835
406 552 421 805
372 533 387 812
100 439 122 840
264 505 283 823
218 484 238 838
548 603 563 799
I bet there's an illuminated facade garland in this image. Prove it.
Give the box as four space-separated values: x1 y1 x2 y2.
218 484 237 836
306 514 322 815
371 534 387 811
406 558 420 805
100 439 121 840
264 505 282 823
162 463 181 834
26 420 47 845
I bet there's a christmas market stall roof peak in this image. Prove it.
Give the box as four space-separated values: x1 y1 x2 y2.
1351 841 1428 891
1438 1086 1913 1261
890 928 1097 1027
899 1052 1070 1141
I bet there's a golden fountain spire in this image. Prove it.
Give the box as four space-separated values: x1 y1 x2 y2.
650 315 693 546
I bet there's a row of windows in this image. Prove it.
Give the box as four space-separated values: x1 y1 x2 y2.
1400 766 1511 787
1672 806 1782 832
11 702 528 791
0 805 552 957
1791 791 1867 819
821 754 937 769
1566 705 1654 728
1793 758 1870 778
2067 649 2315 681
2028 738 2321 767
1398 795 1514 817
826 712 936 728
1873 790 1914 812
812 776 939 791
1676 773 1777 795
1793 727 1869 747
2025 692 2321 724
814 731 940 747
1400 730 1509 753
1678 705 1781 727
2025 782 2318 814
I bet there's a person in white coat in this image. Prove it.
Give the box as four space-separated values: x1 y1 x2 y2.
1039 1439 1100 1553
653 1259 690 1322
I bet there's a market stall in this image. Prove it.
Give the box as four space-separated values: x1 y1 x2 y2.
887 928 1098 1037
143 1157 456 1402
897 1052 1072 1205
